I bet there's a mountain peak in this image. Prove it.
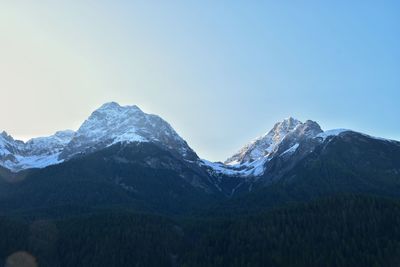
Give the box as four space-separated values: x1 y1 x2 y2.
0 131 12 140
98 101 121 109
225 118 315 165
60 102 197 161
267 117 302 138
282 116 300 124
96 102 141 113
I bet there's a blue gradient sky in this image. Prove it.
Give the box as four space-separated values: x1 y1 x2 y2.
0 1 399 161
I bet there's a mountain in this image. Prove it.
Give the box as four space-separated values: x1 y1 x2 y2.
201 118 326 180
0 102 197 173
1 103 400 266
201 118 400 200
59 102 198 162
1 103 400 215
225 117 304 165
208 130 400 214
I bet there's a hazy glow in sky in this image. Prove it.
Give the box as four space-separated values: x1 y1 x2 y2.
0 1 399 161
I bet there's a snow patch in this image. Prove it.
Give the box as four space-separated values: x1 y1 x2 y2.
316 129 349 141
3 153 64 172
200 157 268 177
280 143 299 156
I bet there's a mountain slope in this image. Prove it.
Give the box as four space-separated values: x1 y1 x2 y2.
0 142 219 216
210 130 400 214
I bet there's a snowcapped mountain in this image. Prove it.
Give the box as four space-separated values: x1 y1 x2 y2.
0 102 197 172
59 102 197 161
225 117 303 165
202 118 349 178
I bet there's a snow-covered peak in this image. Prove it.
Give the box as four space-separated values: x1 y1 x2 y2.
60 102 197 161
225 117 303 165
75 103 146 143
204 119 328 179
212 118 323 178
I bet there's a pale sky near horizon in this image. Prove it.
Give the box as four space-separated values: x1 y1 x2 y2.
0 1 399 161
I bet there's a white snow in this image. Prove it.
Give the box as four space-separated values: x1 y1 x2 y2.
111 131 148 145
317 129 398 144
280 143 299 156
316 129 349 141
2 153 63 172
200 157 269 177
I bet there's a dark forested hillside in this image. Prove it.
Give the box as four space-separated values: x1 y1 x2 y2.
1 195 400 267
0 213 183 267
181 195 400 267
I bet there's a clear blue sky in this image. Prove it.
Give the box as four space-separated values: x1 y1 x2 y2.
0 1 399 161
